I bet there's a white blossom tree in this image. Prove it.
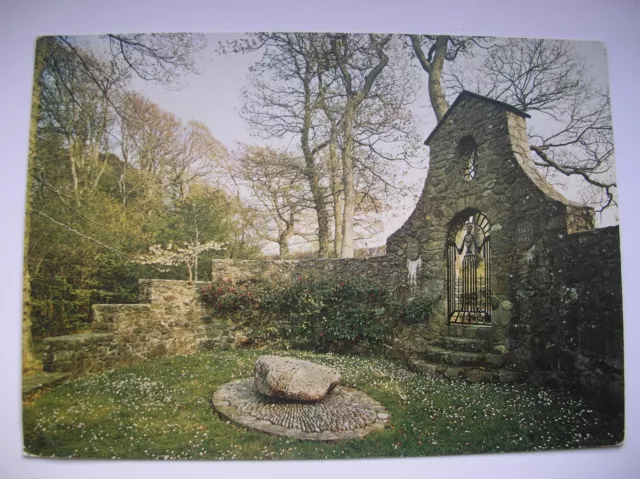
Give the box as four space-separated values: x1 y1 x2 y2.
133 240 226 282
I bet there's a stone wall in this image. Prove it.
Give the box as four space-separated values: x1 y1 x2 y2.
42 333 118 374
203 91 621 412
379 91 623 411
386 92 595 341
42 280 238 375
211 257 424 360
40 91 624 415
210 258 443 358
211 257 406 288
508 226 624 413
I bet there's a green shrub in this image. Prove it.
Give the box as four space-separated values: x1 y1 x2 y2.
31 255 141 338
198 276 434 353
402 295 434 324
198 283 260 313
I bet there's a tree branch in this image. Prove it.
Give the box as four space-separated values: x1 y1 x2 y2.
35 210 126 257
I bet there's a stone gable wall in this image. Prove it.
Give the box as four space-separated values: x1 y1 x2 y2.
387 94 595 337
382 93 621 409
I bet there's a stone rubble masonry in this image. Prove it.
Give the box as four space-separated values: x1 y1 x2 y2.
40 92 623 413
42 280 236 375
509 225 624 413
211 256 406 288
209 92 624 412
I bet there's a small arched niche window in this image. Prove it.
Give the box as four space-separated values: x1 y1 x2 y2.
457 135 479 181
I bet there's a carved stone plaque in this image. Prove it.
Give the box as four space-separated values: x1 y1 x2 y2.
514 221 534 250
406 237 422 261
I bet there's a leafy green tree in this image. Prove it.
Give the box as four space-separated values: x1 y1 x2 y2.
24 34 206 359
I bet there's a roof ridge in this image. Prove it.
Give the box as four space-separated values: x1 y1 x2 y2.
424 90 530 146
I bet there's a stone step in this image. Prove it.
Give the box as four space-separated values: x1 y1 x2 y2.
447 324 492 340
424 346 504 368
438 336 490 353
407 359 523 383
22 371 71 399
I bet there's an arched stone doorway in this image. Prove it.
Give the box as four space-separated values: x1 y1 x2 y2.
446 209 491 324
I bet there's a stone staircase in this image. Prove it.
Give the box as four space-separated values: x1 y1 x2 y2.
407 324 523 383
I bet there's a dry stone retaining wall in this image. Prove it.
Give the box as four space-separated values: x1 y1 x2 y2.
42 280 237 375
42 333 118 374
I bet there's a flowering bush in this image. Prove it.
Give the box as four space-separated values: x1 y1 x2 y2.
134 241 226 282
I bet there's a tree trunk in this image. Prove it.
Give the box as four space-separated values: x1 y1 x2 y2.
428 36 450 122
278 224 293 258
300 99 330 258
340 103 356 258
303 164 330 258
299 64 331 259
68 141 80 205
328 127 343 256
194 223 199 282
409 34 450 122
23 37 50 374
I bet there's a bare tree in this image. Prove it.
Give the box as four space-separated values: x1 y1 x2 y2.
408 34 615 216
165 120 228 201
114 93 227 203
330 33 391 258
447 38 616 213
407 35 480 121
233 145 311 257
328 33 423 258
226 33 421 257
222 33 334 257
100 33 205 85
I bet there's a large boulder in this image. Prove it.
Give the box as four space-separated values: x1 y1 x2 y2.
254 355 341 402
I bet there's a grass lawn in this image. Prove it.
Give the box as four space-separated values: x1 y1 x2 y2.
23 349 623 460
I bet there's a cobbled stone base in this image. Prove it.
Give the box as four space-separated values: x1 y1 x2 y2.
212 378 389 441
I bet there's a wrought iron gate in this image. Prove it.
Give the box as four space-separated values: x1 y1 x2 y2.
446 211 491 324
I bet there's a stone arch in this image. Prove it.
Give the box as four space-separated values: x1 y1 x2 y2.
457 135 479 181
445 208 492 324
